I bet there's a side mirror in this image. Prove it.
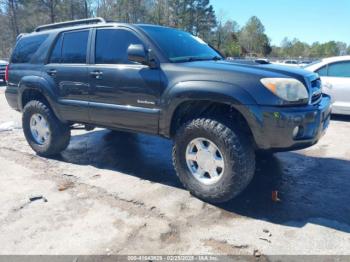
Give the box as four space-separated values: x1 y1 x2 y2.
127 44 148 65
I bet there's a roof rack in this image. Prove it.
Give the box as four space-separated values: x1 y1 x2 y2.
16 33 27 41
34 17 106 32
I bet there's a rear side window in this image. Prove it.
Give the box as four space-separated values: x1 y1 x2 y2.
11 34 48 63
328 62 350 77
58 30 89 64
95 29 143 64
62 31 89 64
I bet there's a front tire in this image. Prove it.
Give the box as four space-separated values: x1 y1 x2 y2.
22 100 71 156
173 117 255 203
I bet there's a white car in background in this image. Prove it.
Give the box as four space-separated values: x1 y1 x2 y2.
282 59 299 67
272 59 307 67
305 56 350 115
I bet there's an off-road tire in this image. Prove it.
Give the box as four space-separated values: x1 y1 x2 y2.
22 100 71 156
173 117 255 203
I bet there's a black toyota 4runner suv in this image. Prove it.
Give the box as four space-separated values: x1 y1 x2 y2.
5 18 331 203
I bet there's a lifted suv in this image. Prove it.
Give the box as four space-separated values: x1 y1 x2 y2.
5 18 331 203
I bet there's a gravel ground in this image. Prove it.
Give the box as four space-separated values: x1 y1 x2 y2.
0 86 349 256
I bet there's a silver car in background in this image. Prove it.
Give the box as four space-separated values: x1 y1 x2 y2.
305 56 350 115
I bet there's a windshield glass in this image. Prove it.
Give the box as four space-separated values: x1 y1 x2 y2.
140 25 222 62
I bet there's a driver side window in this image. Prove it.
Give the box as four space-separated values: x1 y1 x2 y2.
95 28 143 64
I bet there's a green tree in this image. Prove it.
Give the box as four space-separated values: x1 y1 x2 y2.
269 46 282 58
336 41 347 56
322 41 339 57
184 0 216 40
280 37 293 57
238 16 271 56
215 19 239 51
0 1 346 60
96 0 149 23
150 0 170 25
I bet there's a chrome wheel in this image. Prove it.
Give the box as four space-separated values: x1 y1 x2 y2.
185 137 225 185
30 113 50 145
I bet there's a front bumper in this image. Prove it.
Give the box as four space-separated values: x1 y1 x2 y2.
251 94 331 151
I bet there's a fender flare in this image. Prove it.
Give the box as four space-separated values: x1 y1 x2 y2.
17 75 63 120
159 80 262 138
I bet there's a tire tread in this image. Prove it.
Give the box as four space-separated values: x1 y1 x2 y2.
172 117 255 203
22 100 70 156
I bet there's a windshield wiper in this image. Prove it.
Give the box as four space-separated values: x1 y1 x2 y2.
173 56 223 63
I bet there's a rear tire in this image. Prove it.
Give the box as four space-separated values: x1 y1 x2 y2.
173 117 255 203
22 100 71 156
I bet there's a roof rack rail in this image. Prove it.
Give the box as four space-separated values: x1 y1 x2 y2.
34 17 106 32
16 33 27 41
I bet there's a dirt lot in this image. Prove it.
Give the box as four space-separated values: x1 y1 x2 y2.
0 86 349 256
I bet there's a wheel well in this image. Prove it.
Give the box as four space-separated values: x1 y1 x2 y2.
170 101 255 145
21 89 50 110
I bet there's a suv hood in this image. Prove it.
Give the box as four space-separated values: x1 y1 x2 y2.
182 60 314 79
162 60 319 106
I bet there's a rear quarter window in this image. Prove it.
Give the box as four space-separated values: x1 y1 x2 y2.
11 34 49 64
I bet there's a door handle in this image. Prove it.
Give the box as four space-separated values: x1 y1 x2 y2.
47 69 57 76
90 71 103 79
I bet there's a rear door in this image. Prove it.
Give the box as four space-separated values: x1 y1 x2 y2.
88 27 161 134
317 61 350 114
44 29 91 122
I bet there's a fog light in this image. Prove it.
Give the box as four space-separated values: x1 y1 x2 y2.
293 126 300 138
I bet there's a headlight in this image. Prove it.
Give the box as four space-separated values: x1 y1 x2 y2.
260 78 309 103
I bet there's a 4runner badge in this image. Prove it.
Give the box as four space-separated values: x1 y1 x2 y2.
137 100 156 105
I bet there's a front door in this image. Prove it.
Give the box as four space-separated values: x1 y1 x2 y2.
44 29 91 122
88 28 161 134
319 61 350 114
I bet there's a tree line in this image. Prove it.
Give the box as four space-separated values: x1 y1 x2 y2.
0 0 349 60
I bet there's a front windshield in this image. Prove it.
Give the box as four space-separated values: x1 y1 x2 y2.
140 25 222 62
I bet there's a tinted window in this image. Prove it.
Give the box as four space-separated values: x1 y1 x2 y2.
11 34 48 63
328 62 350 77
139 26 221 62
316 66 328 77
61 30 89 64
95 29 143 64
49 34 63 63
